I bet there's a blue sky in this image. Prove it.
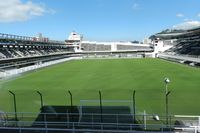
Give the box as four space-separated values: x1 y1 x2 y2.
1 0 200 41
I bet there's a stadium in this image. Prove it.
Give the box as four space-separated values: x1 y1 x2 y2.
0 27 200 133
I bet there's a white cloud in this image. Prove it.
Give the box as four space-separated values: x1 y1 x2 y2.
197 13 200 18
173 21 200 30
0 0 54 22
176 13 184 18
132 3 141 10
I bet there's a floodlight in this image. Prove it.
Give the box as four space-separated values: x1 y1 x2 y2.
164 78 170 84
163 77 171 126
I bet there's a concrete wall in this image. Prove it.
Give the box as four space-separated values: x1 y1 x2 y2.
0 57 82 79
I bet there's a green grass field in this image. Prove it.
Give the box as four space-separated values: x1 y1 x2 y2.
0 58 200 115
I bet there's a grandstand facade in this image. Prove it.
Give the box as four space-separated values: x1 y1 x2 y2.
65 32 153 52
81 41 152 52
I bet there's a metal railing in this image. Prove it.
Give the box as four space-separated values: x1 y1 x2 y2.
0 112 177 133
0 33 66 45
1 112 200 132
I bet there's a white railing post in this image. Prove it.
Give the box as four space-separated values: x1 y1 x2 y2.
195 126 197 133
143 110 147 130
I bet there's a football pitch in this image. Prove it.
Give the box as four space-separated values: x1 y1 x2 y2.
0 58 200 115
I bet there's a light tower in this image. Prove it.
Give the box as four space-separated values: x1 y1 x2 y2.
164 77 171 126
